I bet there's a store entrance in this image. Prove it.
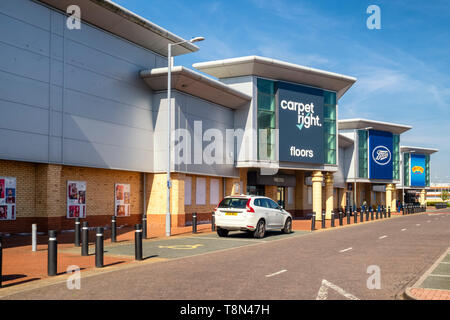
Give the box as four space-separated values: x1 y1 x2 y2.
277 186 286 208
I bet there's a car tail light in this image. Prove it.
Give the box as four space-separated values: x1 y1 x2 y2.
246 199 255 213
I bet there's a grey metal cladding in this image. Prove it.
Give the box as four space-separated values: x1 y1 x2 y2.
0 0 160 172
173 92 238 177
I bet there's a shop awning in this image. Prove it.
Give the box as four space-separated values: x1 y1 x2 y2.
38 0 198 56
140 66 252 109
400 146 438 155
193 56 357 99
338 119 412 135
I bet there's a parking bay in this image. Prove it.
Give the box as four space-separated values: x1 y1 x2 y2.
99 230 309 260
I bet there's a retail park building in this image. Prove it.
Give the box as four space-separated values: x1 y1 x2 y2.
0 0 439 235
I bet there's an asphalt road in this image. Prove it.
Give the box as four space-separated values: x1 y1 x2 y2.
5 212 450 300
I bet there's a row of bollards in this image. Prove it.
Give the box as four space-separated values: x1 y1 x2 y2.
45 214 150 276
311 206 395 231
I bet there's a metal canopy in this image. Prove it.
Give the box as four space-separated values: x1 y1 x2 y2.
140 66 252 109
338 118 412 135
193 55 357 99
38 0 198 56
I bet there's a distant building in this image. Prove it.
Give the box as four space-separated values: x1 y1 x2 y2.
427 183 450 202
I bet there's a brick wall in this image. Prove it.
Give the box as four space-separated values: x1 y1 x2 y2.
0 160 144 234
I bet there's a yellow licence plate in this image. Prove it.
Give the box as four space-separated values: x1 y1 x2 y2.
225 212 238 216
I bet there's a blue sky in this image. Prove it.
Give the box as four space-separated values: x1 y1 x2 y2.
116 0 450 182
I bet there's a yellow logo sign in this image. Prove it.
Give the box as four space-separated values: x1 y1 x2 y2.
412 166 424 174
158 244 204 250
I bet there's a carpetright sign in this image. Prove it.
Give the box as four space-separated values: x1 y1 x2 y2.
368 130 393 180
277 81 324 164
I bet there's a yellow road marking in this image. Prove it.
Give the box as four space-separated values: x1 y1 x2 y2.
158 244 204 250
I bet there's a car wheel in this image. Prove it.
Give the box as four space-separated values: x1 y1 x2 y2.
217 228 229 237
282 218 292 234
253 219 266 239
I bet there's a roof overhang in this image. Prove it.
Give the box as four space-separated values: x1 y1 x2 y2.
140 66 252 109
338 118 412 135
193 56 357 99
338 134 354 148
401 146 438 155
37 0 198 56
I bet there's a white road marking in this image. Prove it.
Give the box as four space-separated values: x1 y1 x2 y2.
316 279 359 300
401 228 407 231
440 262 450 265
266 269 287 278
427 220 431 223
416 224 421 226
378 235 388 239
339 247 353 253
428 274 450 278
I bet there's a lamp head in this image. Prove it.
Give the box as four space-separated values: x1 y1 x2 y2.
190 37 205 43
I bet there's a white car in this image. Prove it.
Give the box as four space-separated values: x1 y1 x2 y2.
214 195 293 238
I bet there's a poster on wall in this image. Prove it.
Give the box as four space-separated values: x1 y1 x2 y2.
67 181 86 218
410 154 426 187
368 130 393 180
277 81 325 164
115 183 130 217
0 176 16 220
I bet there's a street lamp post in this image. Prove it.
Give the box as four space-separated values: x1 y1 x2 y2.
166 37 204 237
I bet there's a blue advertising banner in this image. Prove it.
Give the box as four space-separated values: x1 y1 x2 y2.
277 81 324 164
368 130 393 180
410 154 426 187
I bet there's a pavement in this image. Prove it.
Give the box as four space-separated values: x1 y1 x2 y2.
0 208 449 300
405 246 450 300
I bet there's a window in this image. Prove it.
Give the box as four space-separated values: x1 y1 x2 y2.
210 179 220 205
403 153 410 186
257 78 276 161
218 198 247 209
195 177 206 205
267 199 280 209
323 90 337 165
307 186 312 205
358 130 368 178
392 134 400 180
288 187 294 205
184 176 192 205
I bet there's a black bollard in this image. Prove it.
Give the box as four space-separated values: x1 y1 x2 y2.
402 204 405 215
321 210 326 229
376 208 379 220
0 236 2 288
384 207 387 218
380 207 383 219
211 212 216 231
331 211 335 227
388 207 391 218
371 207 374 220
74 217 81 247
311 212 316 231
135 224 143 261
192 212 197 234
48 230 57 276
347 210 351 224
142 214 147 239
95 227 104 268
365 208 369 221
111 216 117 243
339 211 343 226
360 209 364 223
354 210 357 224
81 221 89 256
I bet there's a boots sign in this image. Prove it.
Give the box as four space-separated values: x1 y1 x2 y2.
368 130 393 180
277 81 325 164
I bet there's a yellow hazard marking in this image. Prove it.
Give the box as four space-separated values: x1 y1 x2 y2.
158 244 204 250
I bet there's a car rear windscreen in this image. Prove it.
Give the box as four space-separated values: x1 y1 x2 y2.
218 198 248 209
